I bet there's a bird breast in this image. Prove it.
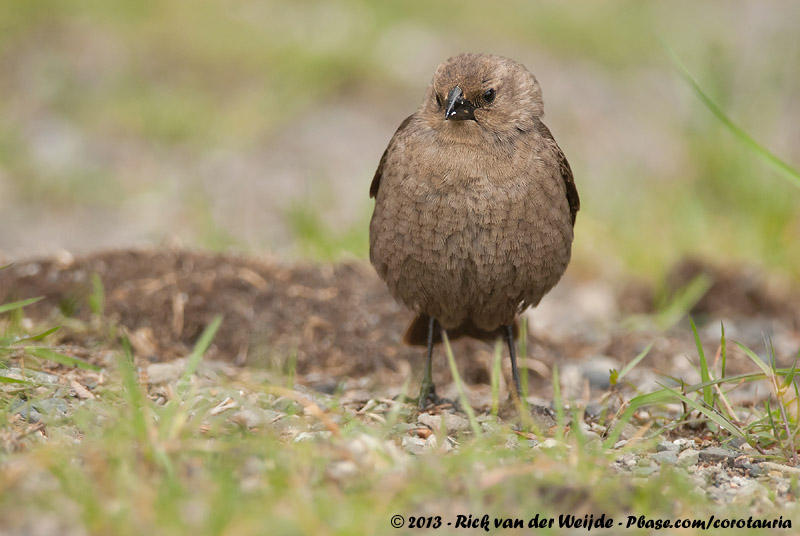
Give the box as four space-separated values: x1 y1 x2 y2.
370 123 573 330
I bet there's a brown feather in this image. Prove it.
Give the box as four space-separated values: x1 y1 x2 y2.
403 313 519 346
369 53 578 344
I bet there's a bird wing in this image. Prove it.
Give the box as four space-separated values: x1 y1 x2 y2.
537 121 580 226
369 115 414 199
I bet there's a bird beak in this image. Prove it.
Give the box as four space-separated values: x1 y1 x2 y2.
444 86 476 121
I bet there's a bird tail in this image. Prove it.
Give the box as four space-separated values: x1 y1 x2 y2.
403 313 519 346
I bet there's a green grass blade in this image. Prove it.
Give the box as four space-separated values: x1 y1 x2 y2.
118 336 173 475
24 346 101 371
0 375 32 384
736 342 773 378
552 364 565 441
658 383 746 440
785 354 799 397
490 340 502 417
748 338 797 461
89 273 105 317
689 317 713 408
285 345 298 389
720 322 727 379
177 315 223 394
680 365 800 395
656 274 713 330
15 326 61 343
0 296 44 314
603 389 674 448
118 337 149 441
442 332 482 437
618 342 653 382
570 404 587 451
764 399 780 446
519 316 529 402
666 44 800 189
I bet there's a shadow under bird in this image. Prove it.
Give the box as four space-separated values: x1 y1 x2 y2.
369 53 579 407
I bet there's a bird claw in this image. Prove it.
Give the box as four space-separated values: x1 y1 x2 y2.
395 384 453 410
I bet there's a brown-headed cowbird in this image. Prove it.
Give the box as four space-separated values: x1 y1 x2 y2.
369 53 579 406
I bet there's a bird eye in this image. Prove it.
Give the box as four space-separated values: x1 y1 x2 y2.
483 88 496 103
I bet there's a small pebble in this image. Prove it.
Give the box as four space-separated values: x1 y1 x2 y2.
35 398 69 416
293 431 332 443
410 427 433 439
13 405 42 423
231 408 283 428
581 431 602 443
761 461 800 478
651 451 679 466
417 412 470 432
748 463 765 477
634 466 659 477
618 423 638 441
730 476 746 488
583 402 607 421
146 361 185 384
699 447 738 464
401 433 441 454
656 440 679 453
589 423 607 435
326 460 359 481
678 448 700 467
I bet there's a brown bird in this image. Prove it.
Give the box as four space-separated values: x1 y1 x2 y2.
369 53 579 407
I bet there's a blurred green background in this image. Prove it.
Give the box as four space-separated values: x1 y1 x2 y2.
1 0 798 281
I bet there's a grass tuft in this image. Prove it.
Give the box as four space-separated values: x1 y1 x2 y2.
690 316 714 409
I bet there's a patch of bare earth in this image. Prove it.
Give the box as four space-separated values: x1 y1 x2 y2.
1 248 799 406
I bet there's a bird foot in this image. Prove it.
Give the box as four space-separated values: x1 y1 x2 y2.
417 395 458 412
395 384 454 411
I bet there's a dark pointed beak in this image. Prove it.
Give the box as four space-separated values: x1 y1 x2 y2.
444 86 476 121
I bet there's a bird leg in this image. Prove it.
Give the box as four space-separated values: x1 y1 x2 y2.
416 315 439 408
505 324 523 401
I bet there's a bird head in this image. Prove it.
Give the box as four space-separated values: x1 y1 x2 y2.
421 53 544 142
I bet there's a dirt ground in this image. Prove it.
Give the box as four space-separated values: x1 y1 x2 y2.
2 248 799 404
